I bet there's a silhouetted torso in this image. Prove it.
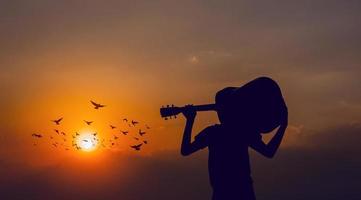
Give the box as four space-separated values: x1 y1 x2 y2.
195 124 257 200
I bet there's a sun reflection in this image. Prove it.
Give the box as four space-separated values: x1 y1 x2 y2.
76 132 98 152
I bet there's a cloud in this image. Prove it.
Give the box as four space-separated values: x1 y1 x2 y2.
1 123 360 200
251 122 361 200
187 50 234 65
188 55 200 64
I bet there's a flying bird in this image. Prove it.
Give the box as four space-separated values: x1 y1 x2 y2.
123 118 128 122
54 129 60 134
133 137 139 141
61 131 66 136
130 144 143 151
32 133 42 138
52 117 63 125
139 129 146 136
91 100 105 109
143 140 148 144
120 130 128 135
145 125 150 129
76 132 80 136
131 120 139 126
110 125 116 129
114 136 119 140
84 120 93 125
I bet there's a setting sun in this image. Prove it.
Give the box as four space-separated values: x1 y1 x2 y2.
77 132 98 152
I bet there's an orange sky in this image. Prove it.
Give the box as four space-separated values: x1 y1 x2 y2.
0 1 360 199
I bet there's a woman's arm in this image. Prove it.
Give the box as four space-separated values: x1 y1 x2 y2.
250 105 288 158
180 105 207 156
180 105 196 156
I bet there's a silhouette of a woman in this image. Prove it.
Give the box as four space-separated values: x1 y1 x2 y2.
180 86 288 200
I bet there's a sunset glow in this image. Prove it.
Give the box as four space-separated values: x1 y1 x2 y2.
77 132 98 152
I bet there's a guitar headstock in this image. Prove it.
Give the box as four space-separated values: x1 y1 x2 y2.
160 104 181 120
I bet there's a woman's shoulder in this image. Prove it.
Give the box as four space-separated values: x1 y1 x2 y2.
205 124 222 132
195 124 221 140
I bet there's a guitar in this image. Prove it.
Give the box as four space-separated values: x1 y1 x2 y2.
159 77 286 134
160 104 216 119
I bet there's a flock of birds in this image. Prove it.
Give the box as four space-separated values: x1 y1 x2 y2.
31 100 151 152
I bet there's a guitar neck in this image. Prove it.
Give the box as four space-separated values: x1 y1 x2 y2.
160 103 217 119
191 104 216 112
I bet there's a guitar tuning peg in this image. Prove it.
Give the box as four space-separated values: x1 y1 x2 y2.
165 117 168 120
167 105 170 107
174 115 177 118
171 104 174 107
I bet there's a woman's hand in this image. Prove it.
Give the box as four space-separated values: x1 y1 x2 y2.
182 105 197 121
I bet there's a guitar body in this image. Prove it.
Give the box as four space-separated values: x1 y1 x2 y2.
160 77 286 134
216 77 285 133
